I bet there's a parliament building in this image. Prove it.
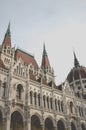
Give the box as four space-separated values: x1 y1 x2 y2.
0 23 86 130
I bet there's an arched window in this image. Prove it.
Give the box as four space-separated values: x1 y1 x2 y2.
50 98 53 109
58 100 60 112
43 95 46 108
45 118 54 130
81 107 83 117
11 111 23 130
71 122 76 130
70 102 73 113
19 63 21 75
3 82 6 97
61 101 64 112
79 106 81 116
31 115 42 130
17 84 23 100
38 94 40 106
17 66 19 74
55 99 57 111
57 120 65 130
34 92 37 106
47 97 49 109
81 124 85 130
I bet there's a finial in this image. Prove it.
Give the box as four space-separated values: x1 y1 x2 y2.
43 42 47 57
5 22 11 37
73 50 80 67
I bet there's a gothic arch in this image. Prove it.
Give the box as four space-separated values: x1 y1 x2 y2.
10 110 24 130
31 112 42 124
15 82 25 91
71 121 77 130
44 117 55 130
31 114 42 130
10 107 24 120
44 115 55 127
81 123 86 130
57 118 66 130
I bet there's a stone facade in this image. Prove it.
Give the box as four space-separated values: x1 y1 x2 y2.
0 23 86 130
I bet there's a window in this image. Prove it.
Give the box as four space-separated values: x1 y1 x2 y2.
55 99 57 111
38 94 40 106
84 85 86 88
43 95 46 108
70 102 73 113
16 84 23 100
50 98 53 109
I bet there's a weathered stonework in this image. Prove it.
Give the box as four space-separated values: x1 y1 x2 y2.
0 23 86 130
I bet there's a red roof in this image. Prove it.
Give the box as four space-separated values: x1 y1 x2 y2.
2 36 11 48
15 49 39 69
41 56 50 68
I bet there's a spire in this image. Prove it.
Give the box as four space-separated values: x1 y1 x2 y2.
41 43 51 72
5 22 11 37
73 51 80 67
43 43 47 57
2 22 11 48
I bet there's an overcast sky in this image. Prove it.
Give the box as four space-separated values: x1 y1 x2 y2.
0 0 86 84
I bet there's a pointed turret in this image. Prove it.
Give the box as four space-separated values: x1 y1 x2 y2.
41 43 51 73
0 23 15 68
73 51 80 67
2 22 11 48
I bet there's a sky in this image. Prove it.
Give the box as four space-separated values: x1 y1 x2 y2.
0 0 86 84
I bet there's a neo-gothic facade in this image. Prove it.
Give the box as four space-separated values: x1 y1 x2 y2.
0 23 86 130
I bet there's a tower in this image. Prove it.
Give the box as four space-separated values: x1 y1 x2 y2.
0 23 15 68
41 43 54 83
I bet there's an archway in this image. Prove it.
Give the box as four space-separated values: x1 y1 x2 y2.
81 123 85 130
0 111 3 130
57 120 65 130
45 118 54 130
10 111 23 130
31 115 42 130
71 122 76 130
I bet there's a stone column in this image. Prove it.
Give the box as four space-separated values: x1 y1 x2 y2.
54 126 57 130
32 93 34 106
24 111 31 130
2 118 6 130
36 94 38 107
24 120 31 130
45 96 47 109
41 124 45 130
6 118 10 130
3 117 10 130
27 122 31 130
